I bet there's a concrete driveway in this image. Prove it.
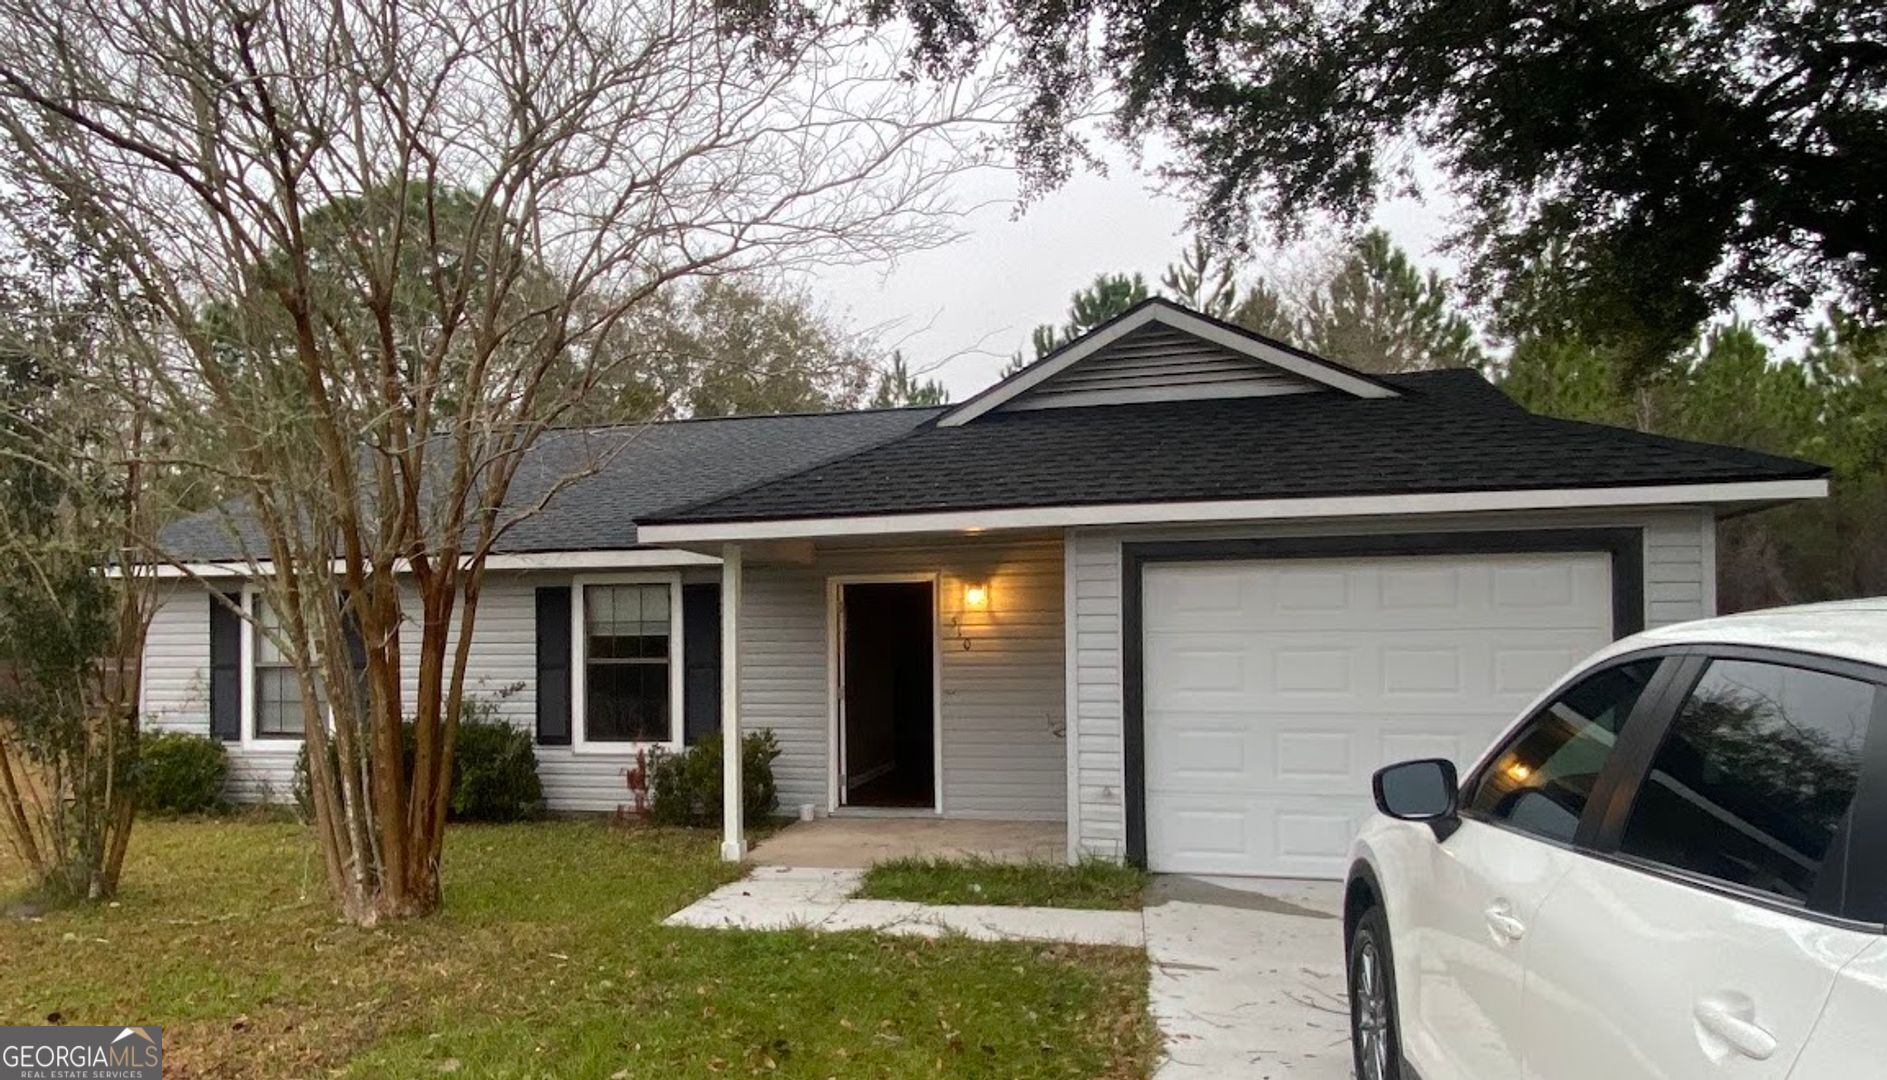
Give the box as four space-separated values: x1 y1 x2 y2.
1145 875 1352 1079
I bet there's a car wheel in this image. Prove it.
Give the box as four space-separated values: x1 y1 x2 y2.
1348 903 1403 1080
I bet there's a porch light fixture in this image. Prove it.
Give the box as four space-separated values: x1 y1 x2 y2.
963 583 989 610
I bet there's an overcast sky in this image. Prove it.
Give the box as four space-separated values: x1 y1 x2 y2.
812 144 1463 400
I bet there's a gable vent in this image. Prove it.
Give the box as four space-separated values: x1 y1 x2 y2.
999 324 1322 412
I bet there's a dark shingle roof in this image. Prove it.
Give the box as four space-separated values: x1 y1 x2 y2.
643 370 1825 525
158 406 943 560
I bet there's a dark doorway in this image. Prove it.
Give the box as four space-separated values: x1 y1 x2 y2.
840 580 936 809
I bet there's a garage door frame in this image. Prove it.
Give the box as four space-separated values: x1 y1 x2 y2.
1121 528 1645 869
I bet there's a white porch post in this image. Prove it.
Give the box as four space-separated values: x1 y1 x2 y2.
719 542 746 861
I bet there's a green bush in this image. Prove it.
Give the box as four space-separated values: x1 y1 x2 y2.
137 730 228 814
292 697 542 823
448 703 542 822
647 730 780 827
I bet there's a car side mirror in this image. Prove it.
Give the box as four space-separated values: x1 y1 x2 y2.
1373 758 1459 821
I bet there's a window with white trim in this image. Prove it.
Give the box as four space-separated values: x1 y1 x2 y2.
252 594 306 739
580 582 676 744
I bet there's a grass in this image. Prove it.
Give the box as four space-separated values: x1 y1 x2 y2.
856 857 1151 911
0 818 1155 1078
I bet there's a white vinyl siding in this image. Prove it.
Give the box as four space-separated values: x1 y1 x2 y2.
1065 507 1718 860
998 323 1321 412
141 584 213 738
739 536 1067 820
392 572 709 814
138 568 713 812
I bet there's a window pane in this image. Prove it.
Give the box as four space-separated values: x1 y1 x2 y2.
255 596 288 665
585 661 669 742
1620 660 1876 905
585 584 670 660
255 666 305 737
1465 659 1663 842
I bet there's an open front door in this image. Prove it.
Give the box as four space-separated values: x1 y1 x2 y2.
838 580 936 810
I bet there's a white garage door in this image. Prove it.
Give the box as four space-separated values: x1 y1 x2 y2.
1143 551 1616 878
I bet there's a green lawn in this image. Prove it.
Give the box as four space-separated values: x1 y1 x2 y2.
856 857 1150 911
0 819 1155 1078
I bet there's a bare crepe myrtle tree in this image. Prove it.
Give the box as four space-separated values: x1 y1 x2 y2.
0 0 1007 922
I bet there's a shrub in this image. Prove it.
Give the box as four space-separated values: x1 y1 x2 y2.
646 730 780 827
448 700 542 822
137 730 228 814
292 696 542 823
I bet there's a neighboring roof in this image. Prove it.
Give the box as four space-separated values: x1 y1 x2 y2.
935 297 1402 426
643 368 1826 527
1614 599 1887 671
157 406 943 560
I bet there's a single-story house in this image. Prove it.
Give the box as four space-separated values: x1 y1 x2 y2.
143 299 1827 879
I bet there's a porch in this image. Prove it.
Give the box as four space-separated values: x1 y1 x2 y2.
748 817 1066 868
710 531 1073 863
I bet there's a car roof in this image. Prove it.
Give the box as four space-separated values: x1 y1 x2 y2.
1604 599 1887 672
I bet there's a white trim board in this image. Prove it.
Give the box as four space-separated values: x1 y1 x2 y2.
935 301 1397 427
635 479 1830 544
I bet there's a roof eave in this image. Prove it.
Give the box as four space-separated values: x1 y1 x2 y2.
634 477 1830 545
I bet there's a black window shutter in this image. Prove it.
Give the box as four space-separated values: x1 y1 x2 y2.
535 586 572 745
682 583 722 745
208 593 242 741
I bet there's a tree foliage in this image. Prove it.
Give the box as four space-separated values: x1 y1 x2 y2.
584 277 884 420
0 198 159 902
870 351 950 408
1296 231 1484 373
803 0 1886 371
1014 231 1479 374
1496 314 1887 609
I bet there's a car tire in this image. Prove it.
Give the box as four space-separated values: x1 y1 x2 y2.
1348 903 1404 1080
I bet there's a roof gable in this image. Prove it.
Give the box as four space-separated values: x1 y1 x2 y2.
938 298 1398 427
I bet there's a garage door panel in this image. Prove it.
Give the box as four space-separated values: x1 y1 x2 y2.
1147 792 1372 878
1143 552 1615 877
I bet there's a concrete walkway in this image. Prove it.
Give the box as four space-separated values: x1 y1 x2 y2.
1146 875 1351 1079
664 864 1143 946
665 866 1353 1079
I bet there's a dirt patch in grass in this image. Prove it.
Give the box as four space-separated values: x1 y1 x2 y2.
857 856 1151 911
0 819 1156 1078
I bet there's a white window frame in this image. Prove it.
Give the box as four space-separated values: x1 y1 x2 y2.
240 585 306 752
570 571 685 755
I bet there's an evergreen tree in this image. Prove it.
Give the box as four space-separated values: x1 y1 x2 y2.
1003 272 1152 377
1296 229 1484 372
870 351 950 407
1160 238 1241 320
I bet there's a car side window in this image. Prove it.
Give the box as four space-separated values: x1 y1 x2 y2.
1464 658 1664 843
1618 658 1879 908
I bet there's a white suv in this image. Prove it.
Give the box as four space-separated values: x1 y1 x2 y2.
1345 600 1887 1080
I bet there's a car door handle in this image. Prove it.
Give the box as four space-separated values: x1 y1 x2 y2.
1483 905 1526 942
1693 997 1778 1061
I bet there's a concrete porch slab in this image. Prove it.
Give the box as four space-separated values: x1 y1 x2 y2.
748 817 1065 868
